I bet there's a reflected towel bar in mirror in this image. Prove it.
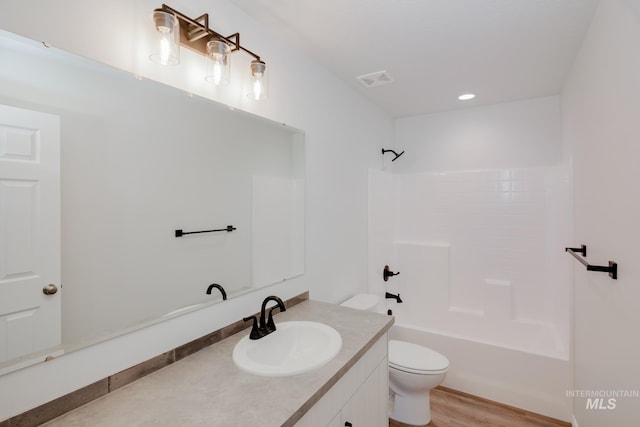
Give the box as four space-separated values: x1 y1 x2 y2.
565 244 618 280
175 225 237 237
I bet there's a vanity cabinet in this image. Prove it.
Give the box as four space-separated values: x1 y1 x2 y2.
295 334 388 427
340 357 388 427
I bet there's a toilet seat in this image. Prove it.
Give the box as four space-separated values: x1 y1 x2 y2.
388 340 449 375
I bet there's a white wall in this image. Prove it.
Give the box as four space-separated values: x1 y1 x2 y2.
562 0 640 425
394 96 564 173
0 0 393 420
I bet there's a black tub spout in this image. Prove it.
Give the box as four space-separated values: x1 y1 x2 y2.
385 292 403 303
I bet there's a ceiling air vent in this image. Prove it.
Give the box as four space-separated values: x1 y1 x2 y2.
356 70 394 88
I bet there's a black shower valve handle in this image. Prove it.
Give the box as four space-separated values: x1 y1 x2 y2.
383 265 400 281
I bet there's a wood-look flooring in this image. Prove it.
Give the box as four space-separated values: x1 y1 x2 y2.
389 387 571 427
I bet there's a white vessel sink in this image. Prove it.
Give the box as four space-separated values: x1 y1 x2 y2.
232 321 342 376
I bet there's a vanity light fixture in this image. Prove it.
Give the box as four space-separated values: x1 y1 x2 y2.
205 39 231 85
249 60 267 100
150 4 268 98
150 9 180 65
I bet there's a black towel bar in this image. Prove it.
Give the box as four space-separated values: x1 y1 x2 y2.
175 225 236 237
565 245 617 280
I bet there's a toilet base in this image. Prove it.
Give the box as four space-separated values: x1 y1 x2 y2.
390 389 432 426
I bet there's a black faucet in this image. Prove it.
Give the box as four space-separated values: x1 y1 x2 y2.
385 292 403 303
243 295 287 340
243 315 265 340
260 295 286 334
206 283 227 300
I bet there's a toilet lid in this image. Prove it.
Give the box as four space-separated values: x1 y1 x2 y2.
388 340 449 373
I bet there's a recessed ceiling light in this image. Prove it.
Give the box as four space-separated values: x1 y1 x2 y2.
458 93 476 101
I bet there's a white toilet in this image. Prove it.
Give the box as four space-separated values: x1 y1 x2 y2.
341 294 449 426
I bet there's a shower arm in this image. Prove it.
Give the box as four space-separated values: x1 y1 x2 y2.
381 148 405 161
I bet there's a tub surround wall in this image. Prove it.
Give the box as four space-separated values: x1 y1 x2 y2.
388 167 571 358
370 98 571 354
369 96 572 420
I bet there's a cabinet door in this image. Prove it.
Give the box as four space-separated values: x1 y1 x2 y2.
341 358 388 427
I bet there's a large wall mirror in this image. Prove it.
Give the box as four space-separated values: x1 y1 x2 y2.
0 30 305 375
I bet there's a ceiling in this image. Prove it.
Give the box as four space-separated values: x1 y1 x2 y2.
229 0 599 117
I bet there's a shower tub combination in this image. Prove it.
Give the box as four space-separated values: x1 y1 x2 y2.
372 240 572 422
368 167 573 422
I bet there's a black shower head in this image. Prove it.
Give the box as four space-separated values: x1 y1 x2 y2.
381 148 405 161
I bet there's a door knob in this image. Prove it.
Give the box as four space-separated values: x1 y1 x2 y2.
43 284 58 295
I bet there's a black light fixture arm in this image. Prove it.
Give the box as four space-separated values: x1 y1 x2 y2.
157 3 261 61
382 148 405 161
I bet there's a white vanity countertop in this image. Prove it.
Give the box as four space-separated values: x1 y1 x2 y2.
43 300 393 427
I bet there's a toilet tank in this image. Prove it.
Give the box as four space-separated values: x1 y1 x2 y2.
340 294 381 312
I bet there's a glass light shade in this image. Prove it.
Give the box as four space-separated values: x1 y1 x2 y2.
205 39 231 86
150 10 180 66
248 60 268 100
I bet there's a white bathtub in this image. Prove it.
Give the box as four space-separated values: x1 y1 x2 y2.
388 305 572 422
